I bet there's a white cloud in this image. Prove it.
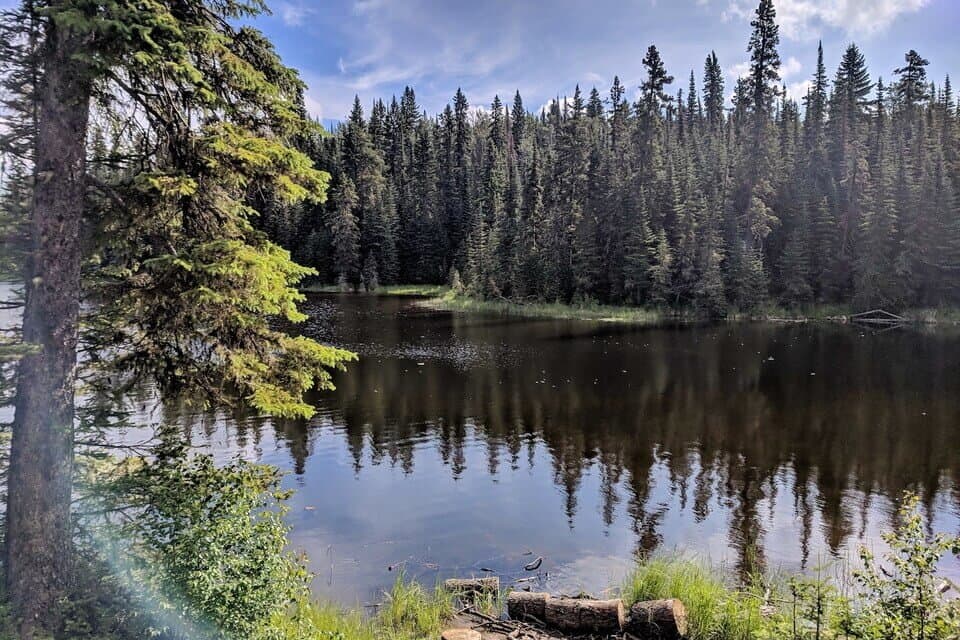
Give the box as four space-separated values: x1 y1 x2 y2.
274 1 315 27
353 0 387 14
781 56 803 79
723 0 930 40
786 79 813 101
728 60 751 79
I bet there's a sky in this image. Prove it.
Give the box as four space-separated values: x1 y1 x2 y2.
244 0 960 126
0 0 955 124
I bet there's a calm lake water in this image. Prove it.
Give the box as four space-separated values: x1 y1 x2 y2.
171 294 960 606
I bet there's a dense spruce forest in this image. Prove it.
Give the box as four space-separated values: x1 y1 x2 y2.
262 4 960 315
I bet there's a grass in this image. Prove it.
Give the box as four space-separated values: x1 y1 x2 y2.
622 557 767 640
270 575 455 640
303 283 960 326
422 289 672 324
300 283 450 297
903 306 960 324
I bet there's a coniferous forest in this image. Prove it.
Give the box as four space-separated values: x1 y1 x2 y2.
3 0 960 638
266 3 960 316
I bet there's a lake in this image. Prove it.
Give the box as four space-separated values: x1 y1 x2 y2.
171 293 960 606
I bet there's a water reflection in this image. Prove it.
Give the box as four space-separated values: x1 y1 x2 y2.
175 295 960 604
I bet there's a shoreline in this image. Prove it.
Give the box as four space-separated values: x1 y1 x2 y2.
300 284 960 326
285 508 960 640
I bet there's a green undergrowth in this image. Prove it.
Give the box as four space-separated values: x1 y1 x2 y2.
623 557 767 640
623 495 960 639
270 576 455 640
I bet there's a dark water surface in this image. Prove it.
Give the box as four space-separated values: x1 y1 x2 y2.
178 294 960 606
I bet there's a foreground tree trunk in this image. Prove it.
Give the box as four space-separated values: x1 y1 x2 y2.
4 5 91 635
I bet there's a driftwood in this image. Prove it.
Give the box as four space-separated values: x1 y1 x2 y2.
542 597 624 633
849 309 908 325
444 577 500 596
625 599 688 640
507 591 549 622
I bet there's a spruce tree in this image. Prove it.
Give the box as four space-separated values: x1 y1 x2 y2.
703 51 725 131
329 176 361 289
0 1 356 631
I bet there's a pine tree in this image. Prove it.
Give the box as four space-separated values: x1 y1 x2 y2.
361 252 379 292
587 86 604 119
511 90 526 152
747 0 781 126
641 45 675 120
703 51 725 131
329 176 361 289
780 217 813 305
648 228 673 305
514 146 545 297
894 50 931 124
855 80 900 307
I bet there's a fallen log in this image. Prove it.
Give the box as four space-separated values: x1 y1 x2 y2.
506 591 549 621
443 577 500 596
542 597 624 633
441 630 481 640
625 598 688 640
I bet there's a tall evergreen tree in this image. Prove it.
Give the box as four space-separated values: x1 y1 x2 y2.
703 51 725 130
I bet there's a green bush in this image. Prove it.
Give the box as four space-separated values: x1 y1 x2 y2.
95 441 310 639
847 494 960 640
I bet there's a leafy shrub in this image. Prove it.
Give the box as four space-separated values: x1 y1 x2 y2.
847 494 960 640
95 440 310 639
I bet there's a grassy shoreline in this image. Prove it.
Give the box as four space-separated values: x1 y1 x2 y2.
302 284 960 326
300 283 450 297
289 493 959 640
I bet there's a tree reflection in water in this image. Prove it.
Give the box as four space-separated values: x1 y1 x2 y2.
170 294 960 601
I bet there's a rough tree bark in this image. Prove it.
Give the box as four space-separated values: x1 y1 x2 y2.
542 597 625 633
4 3 91 635
506 591 549 621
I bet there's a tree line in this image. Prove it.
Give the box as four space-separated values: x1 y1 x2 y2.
271 0 960 315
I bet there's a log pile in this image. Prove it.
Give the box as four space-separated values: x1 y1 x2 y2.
444 578 688 638
505 591 686 638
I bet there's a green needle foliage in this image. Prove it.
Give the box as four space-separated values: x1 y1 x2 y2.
281 1 960 316
0 0 357 632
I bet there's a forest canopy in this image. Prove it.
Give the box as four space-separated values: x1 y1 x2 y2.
270 5 959 316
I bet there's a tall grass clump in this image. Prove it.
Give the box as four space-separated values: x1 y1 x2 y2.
622 557 765 640
271 575 454 640
623 494 960 640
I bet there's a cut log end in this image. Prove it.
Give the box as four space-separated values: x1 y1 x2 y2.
626 598 688 640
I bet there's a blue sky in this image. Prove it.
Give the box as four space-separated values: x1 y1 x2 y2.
0 0 954 122
247 0 960 125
